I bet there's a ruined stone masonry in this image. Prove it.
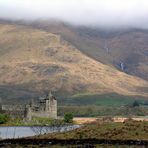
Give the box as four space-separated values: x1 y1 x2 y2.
25 92 57 121
0 92 57 120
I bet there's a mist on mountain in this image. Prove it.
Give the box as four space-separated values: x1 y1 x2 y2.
0 0 148 29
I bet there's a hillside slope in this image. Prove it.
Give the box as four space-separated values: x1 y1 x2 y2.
0 23 148 102
30 21 148 80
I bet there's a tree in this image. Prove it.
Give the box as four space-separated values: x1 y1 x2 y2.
132 100 140 107
0 114 9 124
64 113 73 123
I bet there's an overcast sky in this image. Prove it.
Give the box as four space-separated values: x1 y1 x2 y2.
0 0 148 29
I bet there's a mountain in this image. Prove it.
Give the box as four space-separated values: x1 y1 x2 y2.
29 21 148 80
0 21 148 103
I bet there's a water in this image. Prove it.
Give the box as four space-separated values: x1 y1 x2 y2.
0 125 80 139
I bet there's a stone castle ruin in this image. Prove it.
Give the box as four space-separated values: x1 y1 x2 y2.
25 92 57 121
0 92 57 121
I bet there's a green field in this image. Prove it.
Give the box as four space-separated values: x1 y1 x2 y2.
58 105 148 117
58 93 148 117
1 92 148 117
61 93 147 106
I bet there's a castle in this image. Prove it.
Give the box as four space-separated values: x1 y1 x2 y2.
25 92 57 121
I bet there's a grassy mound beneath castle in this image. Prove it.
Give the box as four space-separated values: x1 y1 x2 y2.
0 116 66 126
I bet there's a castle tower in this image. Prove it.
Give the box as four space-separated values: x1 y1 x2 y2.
25 91 57 121
0 97 2 112
45 93 50 112
24 104 32 121
47 92 57 119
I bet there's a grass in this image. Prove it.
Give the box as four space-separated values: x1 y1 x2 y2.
1 116 63 126
40 119 148 140
59 105 148 117
31 117 53 125
58 93 148 117
62 93 147 106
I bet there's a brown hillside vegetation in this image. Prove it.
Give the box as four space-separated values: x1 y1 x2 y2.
37 120 148 141
31 21 148 80
0 23 148 100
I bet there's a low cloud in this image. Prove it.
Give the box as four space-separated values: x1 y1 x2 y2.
1 0 148 29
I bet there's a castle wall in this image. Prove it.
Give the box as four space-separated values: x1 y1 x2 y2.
25 94 58 120
2 93 58 121
49 98 57 119
2 105 24 111
1 105 25 118
25 105 32 121
31 112 54 118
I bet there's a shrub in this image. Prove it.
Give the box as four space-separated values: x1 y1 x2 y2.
64 113 73 123
50 119 65 127
132 100 140 107
0 114 9 124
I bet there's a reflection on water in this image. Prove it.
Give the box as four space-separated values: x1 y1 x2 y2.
0 125 80 139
